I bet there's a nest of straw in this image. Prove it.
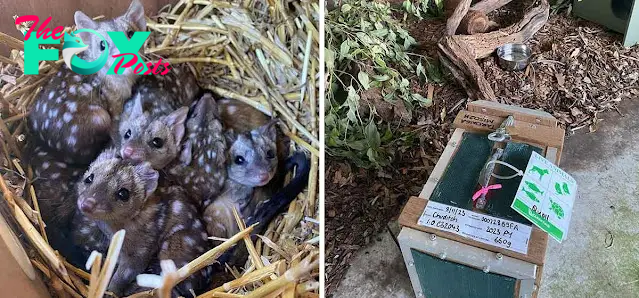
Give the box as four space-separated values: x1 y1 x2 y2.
0 0 319 297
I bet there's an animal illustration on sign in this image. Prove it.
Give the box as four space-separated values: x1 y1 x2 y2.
521 188 540 202
524 180 544 194
529 165 549 180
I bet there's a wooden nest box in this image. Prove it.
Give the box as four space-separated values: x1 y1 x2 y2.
398 100 566 298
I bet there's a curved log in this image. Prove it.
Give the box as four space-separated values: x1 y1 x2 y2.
446 0 473 36
458 10 499 35
472 0 515 13
438 0 550 100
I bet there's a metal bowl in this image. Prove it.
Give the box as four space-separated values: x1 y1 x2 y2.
496 43 532 71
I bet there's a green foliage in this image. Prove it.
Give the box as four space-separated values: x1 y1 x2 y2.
403 0 445 20
326 0 441 168
550 0 572 14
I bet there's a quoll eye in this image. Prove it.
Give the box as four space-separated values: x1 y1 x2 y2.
266 150 275 159
124 129 132 139
84 173 94 184
150 138 164 148
127 30 134 38
116 188 130 201
234 156 245 165
99 40 106 51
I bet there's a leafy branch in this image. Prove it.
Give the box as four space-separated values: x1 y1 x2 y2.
326 0 442 168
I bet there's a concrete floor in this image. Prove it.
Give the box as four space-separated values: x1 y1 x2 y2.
332 100 639 298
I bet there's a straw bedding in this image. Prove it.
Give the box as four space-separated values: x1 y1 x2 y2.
0 0 319 297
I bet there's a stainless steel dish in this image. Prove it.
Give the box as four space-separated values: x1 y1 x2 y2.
496 43 532 71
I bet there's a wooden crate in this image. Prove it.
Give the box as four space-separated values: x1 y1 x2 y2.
0 213 49 298
398 101 565 298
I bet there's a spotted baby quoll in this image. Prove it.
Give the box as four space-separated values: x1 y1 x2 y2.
203 121 279 238
72 149 210 296
28 0 146 165
165 93 227 207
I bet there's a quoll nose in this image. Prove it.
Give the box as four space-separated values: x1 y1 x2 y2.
80 198 96 214
121 146 134 159
258 172 270 182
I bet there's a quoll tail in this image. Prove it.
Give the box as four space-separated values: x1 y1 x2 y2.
246 150 311 234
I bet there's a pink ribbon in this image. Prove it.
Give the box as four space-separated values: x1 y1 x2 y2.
472 184 502 202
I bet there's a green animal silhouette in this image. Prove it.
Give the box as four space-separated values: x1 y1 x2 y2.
529 166 549 180
522 188 540 202
524 181 544 195
549 198 564 219
555 182 571 195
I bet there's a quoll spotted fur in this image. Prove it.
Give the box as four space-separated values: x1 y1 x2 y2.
28 0 146 165
27 145 85 228
73 149 210 296
123 66 200 115
166 93 227 206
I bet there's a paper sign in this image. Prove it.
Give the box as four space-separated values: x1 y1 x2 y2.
418 201 532 254
510 151 577 243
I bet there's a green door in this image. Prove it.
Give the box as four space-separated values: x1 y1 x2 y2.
411 249 517 298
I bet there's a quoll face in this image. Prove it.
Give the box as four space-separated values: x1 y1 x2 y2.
118 94 188 169
76 149 159 221
227 122 278 187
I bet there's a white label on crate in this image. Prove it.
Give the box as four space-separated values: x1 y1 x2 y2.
418 201 532 254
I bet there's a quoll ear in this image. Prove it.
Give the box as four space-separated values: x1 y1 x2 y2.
129 94 144 119
90 148 120 166
125 0 147 31
73 11 96 42
224 129 237 144
134 162 159 197
257 119 278 140
164 107 189 142
190 94 212 124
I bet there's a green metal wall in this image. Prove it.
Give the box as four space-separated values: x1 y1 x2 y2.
411 249 517 298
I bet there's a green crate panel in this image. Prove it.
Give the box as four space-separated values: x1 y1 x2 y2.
411 248 517 298
486 142 542 224
429 132 542 225
429 132 493 209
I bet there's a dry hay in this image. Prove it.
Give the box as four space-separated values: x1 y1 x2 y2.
0 0 319 297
